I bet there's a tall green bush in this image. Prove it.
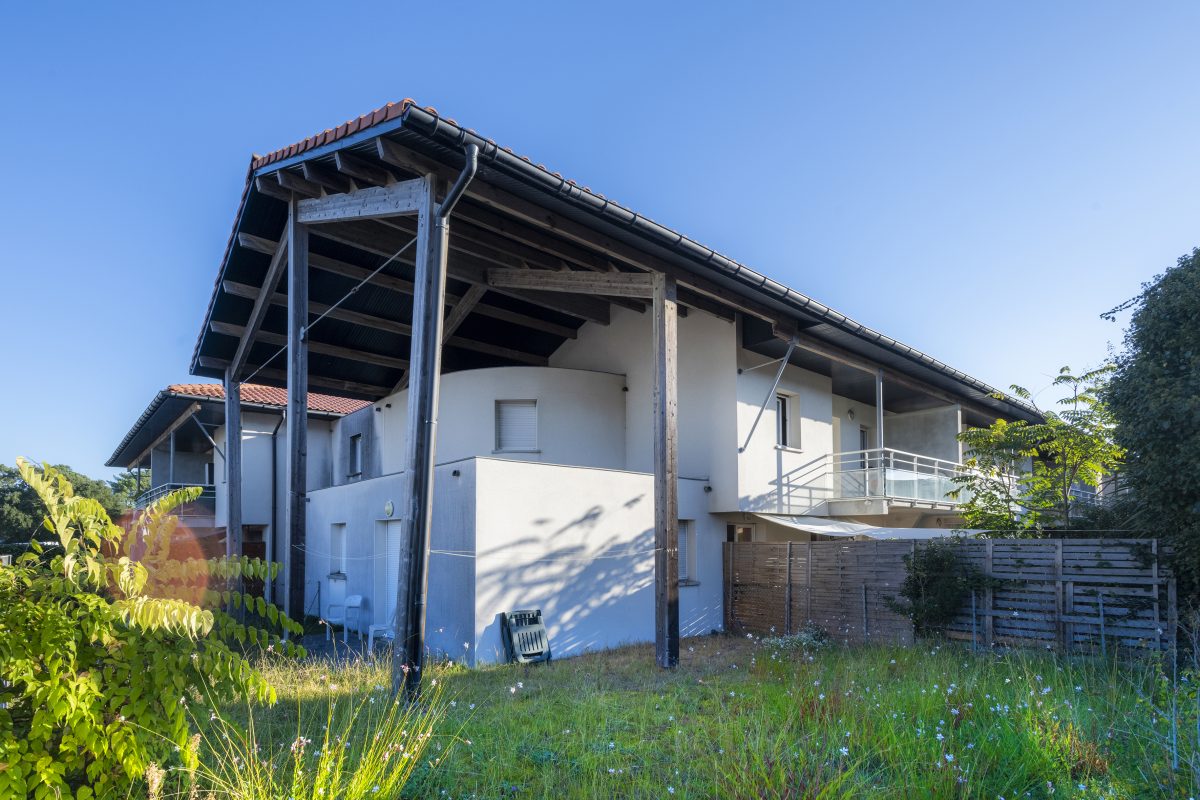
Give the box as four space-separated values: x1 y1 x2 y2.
0 459 302 799
1105 247 1200 590
888 539 992 636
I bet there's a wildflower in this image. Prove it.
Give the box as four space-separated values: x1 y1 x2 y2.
839 746 849 756
668 788 676 795
945 753 954 762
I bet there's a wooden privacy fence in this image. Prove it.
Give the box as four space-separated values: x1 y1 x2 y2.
724 538 1176 653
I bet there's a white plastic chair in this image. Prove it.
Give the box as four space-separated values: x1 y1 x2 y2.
368 605 400 651
326 594 365 643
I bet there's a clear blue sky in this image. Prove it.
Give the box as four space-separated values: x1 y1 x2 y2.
1 2 1197 478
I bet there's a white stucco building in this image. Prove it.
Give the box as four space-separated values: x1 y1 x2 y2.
143 98 1043 667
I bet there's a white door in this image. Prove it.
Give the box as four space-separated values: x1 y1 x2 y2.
373 520 407 629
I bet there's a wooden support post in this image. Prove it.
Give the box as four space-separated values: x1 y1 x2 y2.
1064 581 1075 654
225 372 243 617
652 272 679 669
983 539 994 649
806 541 813 624
395 176 440 700
1054 539 1064 650
224 372 243 560
783 541 793 636
285 197 309 621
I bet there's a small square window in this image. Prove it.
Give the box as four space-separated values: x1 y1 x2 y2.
349 434 363 476
495 400 537 452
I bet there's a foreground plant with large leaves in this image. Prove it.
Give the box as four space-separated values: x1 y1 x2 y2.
0 459 302 799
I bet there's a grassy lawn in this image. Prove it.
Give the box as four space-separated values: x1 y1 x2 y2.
200 636 1193 799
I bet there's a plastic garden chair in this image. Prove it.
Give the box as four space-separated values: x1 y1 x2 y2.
368 605 399 651
325 594 364 643
501 609 552 664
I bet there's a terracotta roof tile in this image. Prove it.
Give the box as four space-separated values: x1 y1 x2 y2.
167 383 370 416
251 100 415 171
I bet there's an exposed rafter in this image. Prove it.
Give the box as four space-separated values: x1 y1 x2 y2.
211 320 409 371
221 280 549 366
228 235 288 378
442 284 487 343
198 356 389 397
306 221 611 324
237 232 578 338
276 170 322 198
301 161 355 195
334 150 395 187
375 135 779 323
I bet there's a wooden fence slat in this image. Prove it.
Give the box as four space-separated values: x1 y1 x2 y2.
722 537 1172 654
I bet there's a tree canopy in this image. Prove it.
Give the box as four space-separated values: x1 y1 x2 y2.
0 464 145 545
1105 247 1200 587
953 366 1124 533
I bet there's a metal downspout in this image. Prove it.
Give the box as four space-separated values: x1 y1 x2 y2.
268 414 284 607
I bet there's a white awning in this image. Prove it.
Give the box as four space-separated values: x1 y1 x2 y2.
750 514 980 541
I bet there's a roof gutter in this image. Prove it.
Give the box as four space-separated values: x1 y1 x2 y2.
398 106 1040 422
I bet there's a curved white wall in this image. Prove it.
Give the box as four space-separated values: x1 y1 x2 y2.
358 367 628 475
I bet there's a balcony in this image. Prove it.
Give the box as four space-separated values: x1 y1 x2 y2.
133 483 217 517
775 447 1016 518
829 448 965 506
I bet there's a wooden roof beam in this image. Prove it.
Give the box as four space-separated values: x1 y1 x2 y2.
488 268 655 298
237 232 578 338
375 135 780 323
334 150 395 187
275 170 322 198
228 233 288 379
211 320 409 371
307 221 611 325
296 177 426 224
221 280 550 366
301 161 355 195
198 356 389 397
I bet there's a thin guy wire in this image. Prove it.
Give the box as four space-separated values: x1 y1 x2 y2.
240 234 419 386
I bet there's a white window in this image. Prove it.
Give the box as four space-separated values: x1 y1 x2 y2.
678 520 694 583
495 400 538 452
349 434 363 476
776 394 797 448
330 523 346 575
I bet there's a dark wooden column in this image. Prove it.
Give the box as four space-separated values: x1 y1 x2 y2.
224 370 242 561
394 175 439 698
653 272 680 668
285 197 309 620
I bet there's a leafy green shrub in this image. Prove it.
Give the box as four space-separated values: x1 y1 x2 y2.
887 539 993 636
762 622 832 653
0 460 302 799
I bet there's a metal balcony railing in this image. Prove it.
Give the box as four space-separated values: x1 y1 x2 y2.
133 483 217 514
827 447 968 504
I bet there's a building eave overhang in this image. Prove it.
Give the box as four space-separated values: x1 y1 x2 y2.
190 101 1042 424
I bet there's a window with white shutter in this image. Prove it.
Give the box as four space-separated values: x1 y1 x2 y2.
495 399 538 452
678 520 694 583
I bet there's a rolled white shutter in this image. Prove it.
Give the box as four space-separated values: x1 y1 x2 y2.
678 521 689 581
496 400 537 451
384 523 402 624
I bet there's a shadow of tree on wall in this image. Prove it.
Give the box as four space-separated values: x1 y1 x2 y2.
470 493 720 664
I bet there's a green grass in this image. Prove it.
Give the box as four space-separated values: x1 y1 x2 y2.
201 636 1196 799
